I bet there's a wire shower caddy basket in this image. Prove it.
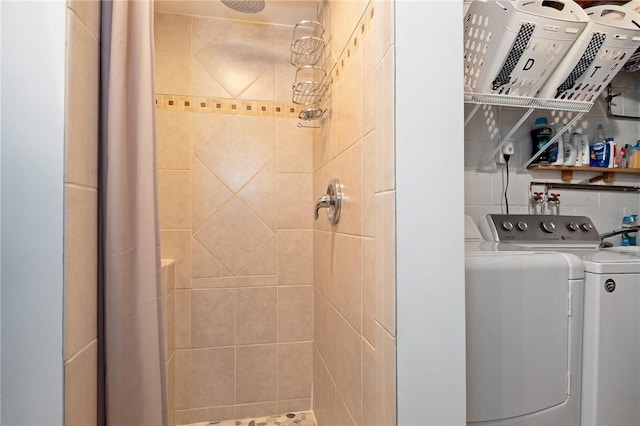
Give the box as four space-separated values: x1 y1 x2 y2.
290 18 328 127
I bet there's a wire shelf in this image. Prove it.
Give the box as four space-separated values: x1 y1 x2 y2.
299 108 325 121
464 92 593 113
290 21 326 67
292 66 327 106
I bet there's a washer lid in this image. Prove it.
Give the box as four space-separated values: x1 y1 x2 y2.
580 250 640 274
605 246 640 256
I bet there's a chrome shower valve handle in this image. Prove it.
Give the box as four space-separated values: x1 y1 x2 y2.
314 179 342 224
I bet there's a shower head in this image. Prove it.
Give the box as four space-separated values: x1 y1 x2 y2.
221 0 265 13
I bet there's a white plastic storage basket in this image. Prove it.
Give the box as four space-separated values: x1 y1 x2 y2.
623 0 640 72
464 0 590 98
538 5 640 100
625 0 640 13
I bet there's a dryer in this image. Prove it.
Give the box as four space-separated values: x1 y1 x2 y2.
465 216 584 426
474 214 640 426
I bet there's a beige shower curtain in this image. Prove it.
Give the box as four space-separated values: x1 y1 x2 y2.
100 1 167 425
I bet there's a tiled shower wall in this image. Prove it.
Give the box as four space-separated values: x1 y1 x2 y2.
312 1 396 425
63 1 100 424
154 13 314 425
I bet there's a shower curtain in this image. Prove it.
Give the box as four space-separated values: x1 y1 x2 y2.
100 1 167 425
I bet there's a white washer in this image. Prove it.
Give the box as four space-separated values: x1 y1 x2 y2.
473 214 640 426
465 216 584 426
579 247 640 426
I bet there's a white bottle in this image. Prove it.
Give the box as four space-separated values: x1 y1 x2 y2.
571 132 584 167
564 133 577 166
580 134 590 166
553 128 564 165
607 138 616 168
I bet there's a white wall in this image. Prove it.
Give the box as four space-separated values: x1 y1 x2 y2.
1 2 66 424
396 1 467 424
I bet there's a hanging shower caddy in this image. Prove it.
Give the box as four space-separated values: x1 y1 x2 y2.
290 19 328 127
290 20 326 67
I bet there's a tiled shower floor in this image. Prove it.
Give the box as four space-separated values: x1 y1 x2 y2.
188 411 316 426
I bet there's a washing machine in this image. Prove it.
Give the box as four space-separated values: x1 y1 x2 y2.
466 214 640 426
465 215 584 426
580 245 640 426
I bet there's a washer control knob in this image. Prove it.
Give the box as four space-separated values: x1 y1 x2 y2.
541 221 556 233
581 222 594 232
516 221 528 231
567 222 580 232
501 221 514 231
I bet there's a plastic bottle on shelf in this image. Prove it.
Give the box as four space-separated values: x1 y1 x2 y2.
563 132 577 166
621 215 633 246
623 144 632 168
579 134 590 166
530 117 555 165
629 141 640 169
606 137 616 168
552 128 564 165
571 132 587 167
631 215 638 246
590 124 609 167
614 145 627 168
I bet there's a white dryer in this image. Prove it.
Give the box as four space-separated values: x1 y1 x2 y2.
465 216 584 426
473 214 640 426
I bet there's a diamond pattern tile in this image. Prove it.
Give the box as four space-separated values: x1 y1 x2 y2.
194 113 233 151
237 160 276 230
192 239 233 279
195 115 274 193
192 158 233 231
194 23 273 99
195 198 274 274
239 238 276 276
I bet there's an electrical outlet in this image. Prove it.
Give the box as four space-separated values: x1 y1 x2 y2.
496 141 516 165
502 141 515 156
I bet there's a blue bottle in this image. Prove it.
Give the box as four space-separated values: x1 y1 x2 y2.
622 215 632 246
530 117 555 164
590 124 610 167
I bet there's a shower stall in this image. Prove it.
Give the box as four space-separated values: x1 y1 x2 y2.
153 0 396 424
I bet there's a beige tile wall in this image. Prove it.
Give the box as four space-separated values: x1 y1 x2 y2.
155 13 314 424
63 1 100 425
313 1 397 425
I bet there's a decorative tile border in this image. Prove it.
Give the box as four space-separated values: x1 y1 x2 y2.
155 94 305 119
155 1 374 119
322 1 375 103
